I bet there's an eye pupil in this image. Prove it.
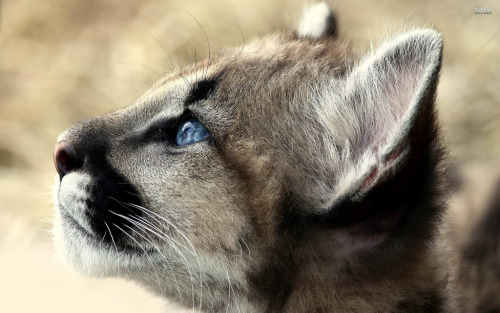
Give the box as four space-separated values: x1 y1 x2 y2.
175 118 209 146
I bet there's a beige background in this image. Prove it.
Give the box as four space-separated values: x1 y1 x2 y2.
0 0 499 312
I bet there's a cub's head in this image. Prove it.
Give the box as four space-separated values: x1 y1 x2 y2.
53 3 446 312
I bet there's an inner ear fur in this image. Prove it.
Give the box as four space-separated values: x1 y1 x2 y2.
296 29 445 256
340 29 443 198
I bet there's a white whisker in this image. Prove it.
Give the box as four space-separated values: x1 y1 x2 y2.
112 223 167 299
122 223 183 300
124 202 205 310
105 195 204 311
101 230 107 243
104 222 118 253
108 209 197 310
239 236 252 260
108 209 191 254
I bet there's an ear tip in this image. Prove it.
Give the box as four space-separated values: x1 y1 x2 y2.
408 28 442 41
310 2 332 12
297 2 337 39
402 28 443 53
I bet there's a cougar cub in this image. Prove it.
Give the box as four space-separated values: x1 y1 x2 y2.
53 3 497 312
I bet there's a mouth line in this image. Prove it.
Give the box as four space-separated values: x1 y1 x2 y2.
59 204 157 255
59 205 102 241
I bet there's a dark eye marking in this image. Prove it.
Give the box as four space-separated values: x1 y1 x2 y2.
131 77 220 147
139 111 210 147
185 78 220 105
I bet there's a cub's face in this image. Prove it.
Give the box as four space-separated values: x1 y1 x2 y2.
54 3 444 312
53 31 348 309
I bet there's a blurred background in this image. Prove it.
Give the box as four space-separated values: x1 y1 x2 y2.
0 0 498 312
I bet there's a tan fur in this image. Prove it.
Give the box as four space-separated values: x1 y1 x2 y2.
53 3 499 313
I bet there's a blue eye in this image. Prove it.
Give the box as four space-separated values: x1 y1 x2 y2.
175 118 209 146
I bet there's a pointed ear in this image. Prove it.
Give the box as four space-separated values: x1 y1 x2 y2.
334 29 443 203
297 2 338 39
304 30 444 256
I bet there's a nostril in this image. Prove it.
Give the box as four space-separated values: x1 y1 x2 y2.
54 141 82 177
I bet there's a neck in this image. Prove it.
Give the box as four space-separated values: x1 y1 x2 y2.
283 253 448 312
242 228 456 313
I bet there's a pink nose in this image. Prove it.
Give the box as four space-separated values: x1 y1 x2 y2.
54 141 82 177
